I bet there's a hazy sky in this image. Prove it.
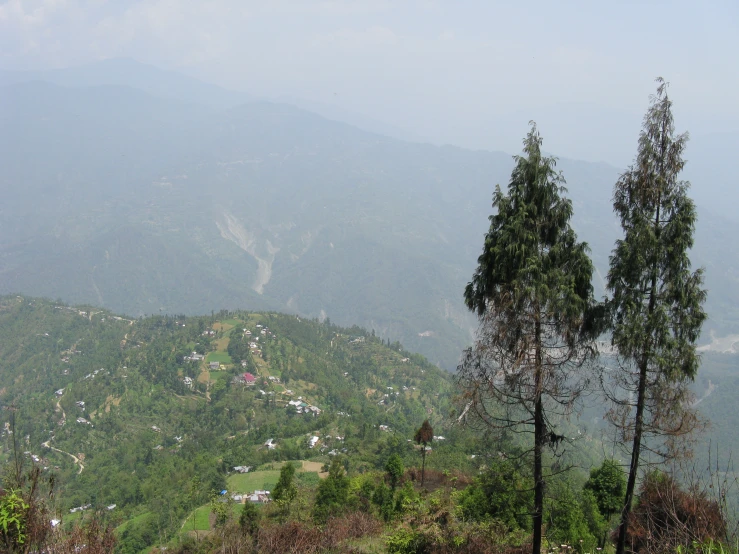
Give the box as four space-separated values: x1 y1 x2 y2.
2 0 738 166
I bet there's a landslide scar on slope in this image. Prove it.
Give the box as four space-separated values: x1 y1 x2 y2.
216 212 280 294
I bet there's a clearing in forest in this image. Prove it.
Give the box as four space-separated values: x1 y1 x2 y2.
205 351 232 365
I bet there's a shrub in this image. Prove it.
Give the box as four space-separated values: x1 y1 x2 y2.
455 460 531 531
372 482 396 522
313 458 350 523
387 526 428 554
624 471 726 553
544 482 597 553
386 454 405 490
256 511 384 554
584 459 626 522
395 481 422 516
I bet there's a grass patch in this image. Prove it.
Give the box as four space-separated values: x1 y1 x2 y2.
211 371 231 384
222 319 244 328
115 511 152 536
191 505 212 531
301 461 325 473
214 337 230 351
205 351 232 365
62 510 83 529
227 462 323 494
296 471 320 487
227 470 281 493
182 502 246 535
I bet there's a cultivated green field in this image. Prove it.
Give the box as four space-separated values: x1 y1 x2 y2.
205 351 232 364
226 462 322 493
227 470 281 493
192 505 212 531
115 511 152 535
182 502 246 534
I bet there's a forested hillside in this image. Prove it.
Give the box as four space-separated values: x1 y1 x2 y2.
0 295 467 550
1 295 736 553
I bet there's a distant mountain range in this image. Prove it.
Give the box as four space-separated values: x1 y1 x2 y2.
1 59 738 368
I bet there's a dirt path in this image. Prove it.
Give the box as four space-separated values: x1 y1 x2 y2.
46 392 84 474
42 439 85 474
55 397 66 424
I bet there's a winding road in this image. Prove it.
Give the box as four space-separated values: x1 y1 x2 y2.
41 439 85 474
42 393 85 474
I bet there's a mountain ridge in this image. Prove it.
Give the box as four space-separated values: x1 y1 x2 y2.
1 76 738 368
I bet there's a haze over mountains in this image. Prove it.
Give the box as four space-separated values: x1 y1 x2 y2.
1 59 738 368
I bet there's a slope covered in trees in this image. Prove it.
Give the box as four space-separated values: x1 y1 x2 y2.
0 295 469 550
0 295 734 553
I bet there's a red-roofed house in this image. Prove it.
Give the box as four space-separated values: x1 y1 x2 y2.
244 373 256 386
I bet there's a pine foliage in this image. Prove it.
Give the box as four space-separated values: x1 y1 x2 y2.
606 79 707 554
459 123 599 554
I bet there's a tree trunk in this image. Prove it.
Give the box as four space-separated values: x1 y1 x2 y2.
421 449 426 486
616 200 661 554
533 315 544 554
615 355 648 554
533 393 544 554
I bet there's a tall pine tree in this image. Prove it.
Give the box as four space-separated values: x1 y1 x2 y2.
459 123 599 554
607 79 707 554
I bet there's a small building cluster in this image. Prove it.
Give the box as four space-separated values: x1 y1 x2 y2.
69 503 91 514
287 398 322 416
232 372 256 386
83 368 105 380
245 490 270 503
